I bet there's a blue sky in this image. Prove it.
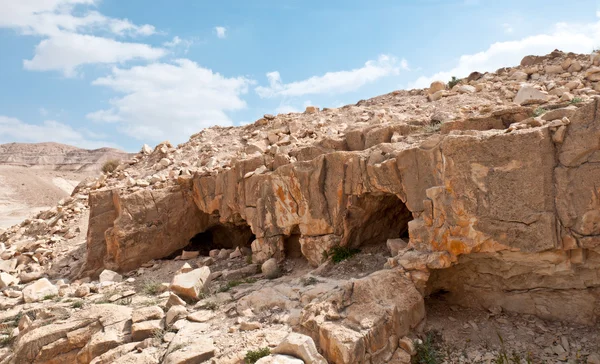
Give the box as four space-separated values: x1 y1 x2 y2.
0 0 599 151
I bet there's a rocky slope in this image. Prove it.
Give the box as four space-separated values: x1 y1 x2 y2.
1 50 600 364
0 143 131 229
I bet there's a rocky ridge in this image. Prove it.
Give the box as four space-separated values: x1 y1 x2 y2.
0 142 131 172
1 50 600 363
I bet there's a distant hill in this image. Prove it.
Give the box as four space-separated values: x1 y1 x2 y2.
0 142 132 171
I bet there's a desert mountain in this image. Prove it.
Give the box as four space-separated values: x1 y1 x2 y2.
0 143 130 229
0 142 130 171
1 50 600 363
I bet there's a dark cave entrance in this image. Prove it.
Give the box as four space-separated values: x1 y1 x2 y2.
284 226 305 260
343 193 413 249
179 223 256 257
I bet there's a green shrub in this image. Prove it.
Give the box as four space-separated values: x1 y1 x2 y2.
413 331 444 364
245 347 271 364
532 107 547 117
570 97 583 104
101 159 120 174
142 281 163 296
325 246 360 264
447 76 461 89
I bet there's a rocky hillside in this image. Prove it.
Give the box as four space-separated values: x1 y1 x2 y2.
0 142 130 171
1 50 600 364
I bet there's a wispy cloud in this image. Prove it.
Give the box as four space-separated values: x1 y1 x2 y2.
87 59 254 143
215 26 227 39
256 55 408 98
502 23 514 34
0 0 165 76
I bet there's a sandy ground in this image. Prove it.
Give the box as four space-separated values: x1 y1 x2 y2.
0 165 92 229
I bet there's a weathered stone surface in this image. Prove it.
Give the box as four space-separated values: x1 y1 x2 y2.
170 267 211 300
301 269 424 363
132 306 164 323
256 355 304 364
261 258 280 279
514 85 548 105
272 332 327 364
131 320 163 341
22 278 58 303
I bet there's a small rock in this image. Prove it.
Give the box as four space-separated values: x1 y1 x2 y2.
261 258 280 279
386 238 407 257
428 81 446 94
256 355 304 364
272 332 327 364
399 337 416 355
131 320 163 341
180 250 199 260
166 305 188 326
0 272 18 288
132 306 165 323
305 106 319 114
166 293 187 310
99 269 122 283
74 284 91 297
187 310 214 323
240 321 262 331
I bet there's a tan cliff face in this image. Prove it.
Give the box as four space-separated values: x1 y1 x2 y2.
1 50 600 364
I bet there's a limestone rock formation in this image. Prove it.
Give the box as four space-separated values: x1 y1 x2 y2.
2 50 600 363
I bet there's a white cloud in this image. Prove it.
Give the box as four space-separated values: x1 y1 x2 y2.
410 20 600 89
0 0 155 37
24 32 165 77
0 115 119 149
597 10 600 18
87 59 254 143
215 26 226 39
502 23 514 34
256 55 407 98
0 0 164 76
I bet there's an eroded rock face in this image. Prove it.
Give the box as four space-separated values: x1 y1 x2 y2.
78 60 600 325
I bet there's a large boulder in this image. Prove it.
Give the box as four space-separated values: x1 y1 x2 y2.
170 267 211 300
273 333 327 364
22 278 58 303
514 85 548 105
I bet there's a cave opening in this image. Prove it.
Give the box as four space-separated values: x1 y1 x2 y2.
174 223 256 257
344 193 413 249
284 226 306 261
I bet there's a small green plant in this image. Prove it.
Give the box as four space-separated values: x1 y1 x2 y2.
219 278 258 292
71 300 84 309
43 294 57 301
493 334 533 364
326 246 360 264
424 123 442 133
153 328 167 342
117 296 132 306
101 159 120 174
143 281 163 296
413 331 444 364
570 97 583 104
169 343 187 353
0 331 14 348
447 76 461 89
245 255 253 265
200 301 219 311
301 276 319 286
245 347 271 364
533 107 547 117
